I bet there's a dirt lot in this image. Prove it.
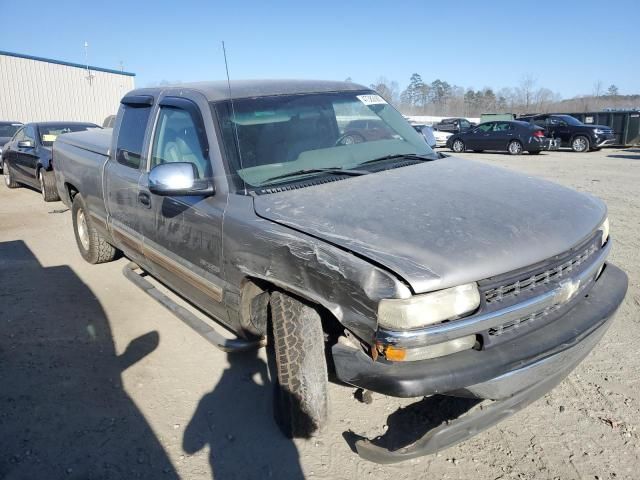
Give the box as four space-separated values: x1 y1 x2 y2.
1 147 638 480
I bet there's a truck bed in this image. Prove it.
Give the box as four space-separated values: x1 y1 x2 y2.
53 129 111 224
56 128 112 157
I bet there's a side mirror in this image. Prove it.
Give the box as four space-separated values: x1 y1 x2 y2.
148 162 214 196
18 140 34 149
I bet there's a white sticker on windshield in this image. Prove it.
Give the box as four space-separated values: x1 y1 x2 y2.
357 94 388 106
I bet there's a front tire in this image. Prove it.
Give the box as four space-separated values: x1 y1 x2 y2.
72 194 117 264
268 291 328 438
451 139 465 153
571 135 589 152
508 140 523 155
39 169 60 202
4 161 20 188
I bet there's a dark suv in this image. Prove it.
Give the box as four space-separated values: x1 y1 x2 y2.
519 114 616 152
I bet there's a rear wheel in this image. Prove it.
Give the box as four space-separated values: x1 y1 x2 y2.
39 169 60 202
72 194 117 264
3 162 20 189
451 139 465 153
508 140 523 155
267 291 328 438
571 135 589 152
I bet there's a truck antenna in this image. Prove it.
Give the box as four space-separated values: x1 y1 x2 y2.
222 41 246 192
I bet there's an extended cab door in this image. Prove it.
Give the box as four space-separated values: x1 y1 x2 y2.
138 94 228 322
104 96 154 264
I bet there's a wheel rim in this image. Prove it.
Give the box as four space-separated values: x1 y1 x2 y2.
39 172 45 198
453 140 463 152
77 208 90 251
573 137 586 151
343 135 355 145
509 142 521 154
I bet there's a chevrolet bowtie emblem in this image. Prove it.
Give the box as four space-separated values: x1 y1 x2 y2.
556 278 581 304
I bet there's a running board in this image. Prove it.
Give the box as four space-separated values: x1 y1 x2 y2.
123 262 265 353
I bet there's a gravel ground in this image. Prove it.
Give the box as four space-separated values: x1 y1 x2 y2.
1 147 638 479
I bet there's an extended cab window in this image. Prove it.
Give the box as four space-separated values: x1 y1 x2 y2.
116 105 152 169
150 107 211 178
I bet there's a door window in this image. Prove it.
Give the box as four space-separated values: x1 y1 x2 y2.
24 126 36 143
476 123 494 132
13 128 25 142
547 117 567 127
116 105 152 169
150 107 211 179
493 122 512 132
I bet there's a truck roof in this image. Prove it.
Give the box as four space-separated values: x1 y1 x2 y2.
128 79 369 102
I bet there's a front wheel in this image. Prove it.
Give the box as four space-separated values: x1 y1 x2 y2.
571 136 589 152
3 161 20 189
508 140 523 155
268 291 328 438
451 139 465 153
72 193 117 264
39 169 60 202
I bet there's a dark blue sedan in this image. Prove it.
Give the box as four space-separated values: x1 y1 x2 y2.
446 120 553 155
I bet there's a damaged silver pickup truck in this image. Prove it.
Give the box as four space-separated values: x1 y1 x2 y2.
53 80 628 463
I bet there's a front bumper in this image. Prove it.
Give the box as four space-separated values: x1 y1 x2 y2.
333 263 627 462
594 133 617 147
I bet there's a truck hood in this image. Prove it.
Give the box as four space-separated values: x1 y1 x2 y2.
253 157 606 293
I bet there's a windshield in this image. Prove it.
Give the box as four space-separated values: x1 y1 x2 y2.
556 115 583 126
39 124 98 146
0 124 22 138
214 91 433 189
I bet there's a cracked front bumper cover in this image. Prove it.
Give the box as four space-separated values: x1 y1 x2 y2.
334 264 627 463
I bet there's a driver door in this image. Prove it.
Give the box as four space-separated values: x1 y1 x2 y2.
465 123 494 150
140 96 228 322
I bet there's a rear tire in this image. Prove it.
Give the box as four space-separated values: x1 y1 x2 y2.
268 291 328 438
571 135 589 152
72 193 117 264
39 169 60 202
451 139 465 153
508 140 523 155
3 162 20 189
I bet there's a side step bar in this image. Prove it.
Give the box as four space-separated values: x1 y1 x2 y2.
123 262 265 353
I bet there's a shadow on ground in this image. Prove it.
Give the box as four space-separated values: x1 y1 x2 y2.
183 350 304 479
343 395 482 453
607 148 640 160
0 240 177 479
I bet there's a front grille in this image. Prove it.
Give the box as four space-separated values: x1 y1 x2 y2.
477 231 603 347
484 240 599 305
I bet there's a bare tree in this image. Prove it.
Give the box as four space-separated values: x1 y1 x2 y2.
518 74 537 113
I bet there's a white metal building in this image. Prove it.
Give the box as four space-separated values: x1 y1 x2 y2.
0 50 135 126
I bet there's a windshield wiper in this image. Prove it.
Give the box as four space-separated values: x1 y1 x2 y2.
357 152 438 167
258 167 369 186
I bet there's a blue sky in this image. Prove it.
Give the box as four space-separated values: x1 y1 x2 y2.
1 0 637 98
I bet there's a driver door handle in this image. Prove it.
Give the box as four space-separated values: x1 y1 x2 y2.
138 191 151 208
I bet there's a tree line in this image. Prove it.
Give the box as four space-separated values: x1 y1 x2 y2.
362 74 635 117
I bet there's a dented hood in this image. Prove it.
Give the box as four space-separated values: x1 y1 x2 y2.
253 157 606 293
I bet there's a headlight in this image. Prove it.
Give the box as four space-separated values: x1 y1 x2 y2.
378 283 480 330
599 217 609 246
593 128 604 134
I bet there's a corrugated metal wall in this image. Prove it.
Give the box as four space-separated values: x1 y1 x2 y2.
0 53 135 125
